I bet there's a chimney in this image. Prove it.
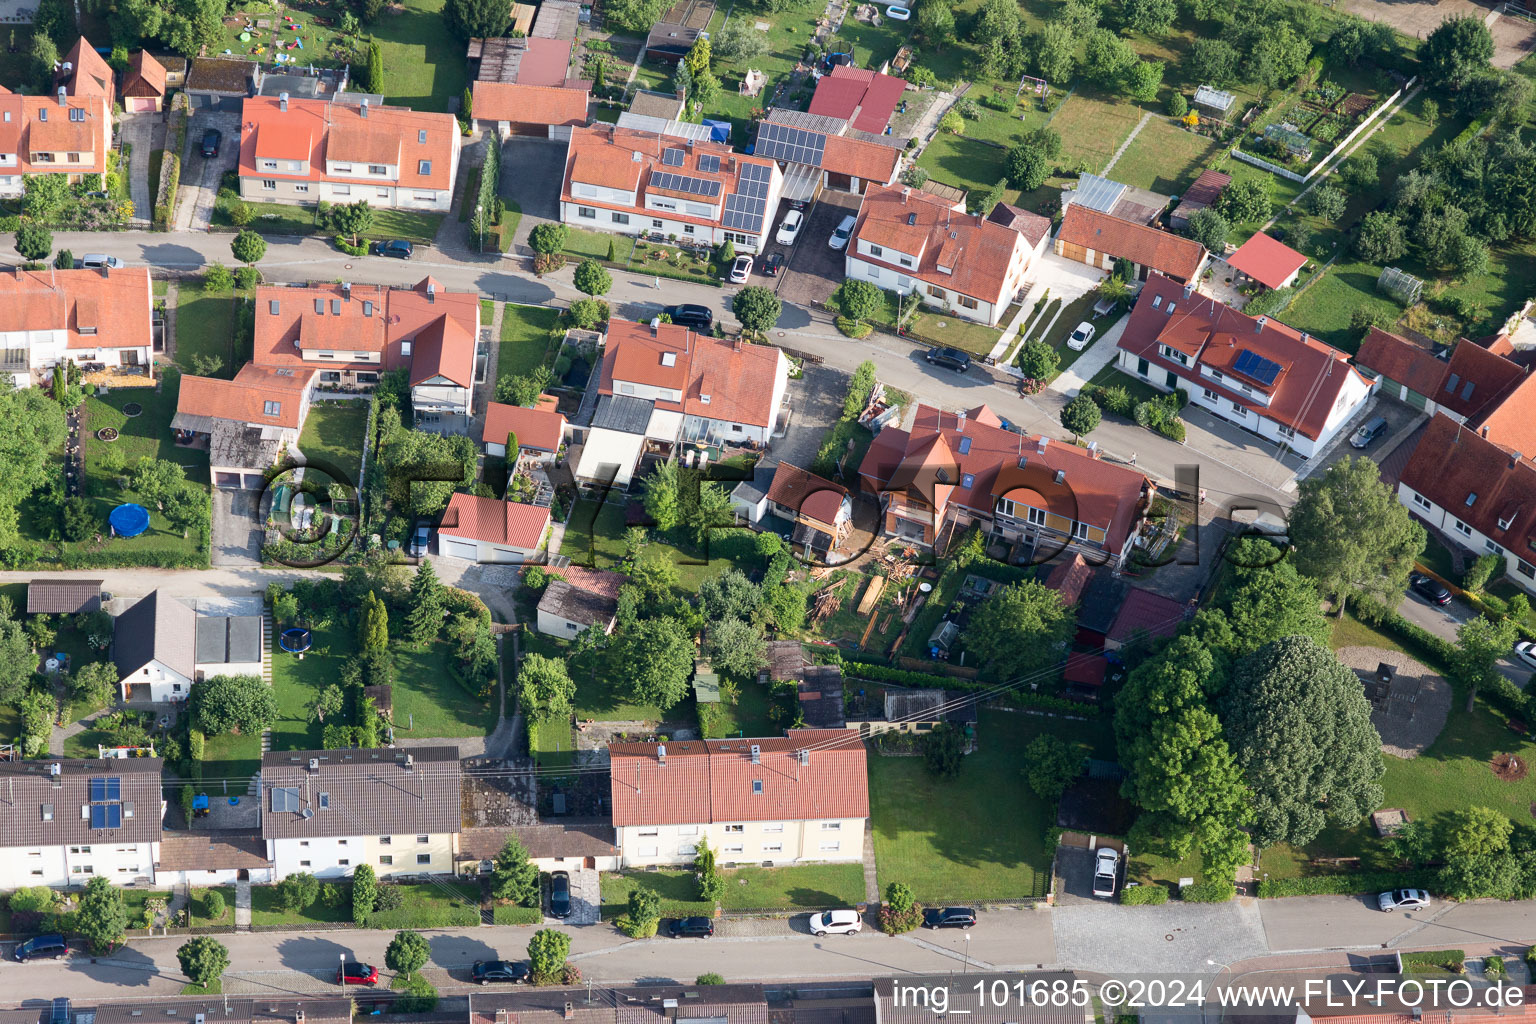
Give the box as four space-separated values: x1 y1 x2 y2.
796 749 809 766
342 282 351 300
901 186 909 202
1254 316 1267 332
649 316 661 335
361 97 369 118
62 61 72 74
404 753 414 769
564 1006 575 1022
307 758 319 772
1482 425 1490 438
1512 452 1522 469
750 744 760 764
426 282 436 303
1182 282 1194 299
57 86 67 107
295 1013 304 1024
658 743 667 766
279 91 289 112
496 1012 511 1024
957 410 966 432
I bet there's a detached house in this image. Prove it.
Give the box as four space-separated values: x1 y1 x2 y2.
1114 273 1374 458
173 364 317 489
114 591 264 702
239 94 461 213
0 756 164 889
482 400 567 460
0 267 154 385
609 730 869 867
859 403 1151 567
0 90 114 198
845 184 1050 327
261 746 462 880
536 564 626 637
561 126 784 254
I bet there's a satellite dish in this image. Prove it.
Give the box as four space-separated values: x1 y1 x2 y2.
301 807 314 819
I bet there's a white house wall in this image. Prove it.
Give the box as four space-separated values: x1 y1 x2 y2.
157 865 275 886
1399 482 1536 594
269 833 457 880
616 817 865 867
119 658 194 703
0 841 158 888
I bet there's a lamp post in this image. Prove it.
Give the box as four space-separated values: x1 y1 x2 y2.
475 204 483 253
962 932 971 975
339 952 346 996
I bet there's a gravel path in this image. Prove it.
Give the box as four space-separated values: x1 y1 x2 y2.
1336 644 1451 759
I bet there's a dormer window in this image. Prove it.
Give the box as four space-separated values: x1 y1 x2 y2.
401 341 413 356
700 393 711 404
362 301 373 317
69 108 84 122
418 159 431 175
264 401 281 416
1499 514 1515 531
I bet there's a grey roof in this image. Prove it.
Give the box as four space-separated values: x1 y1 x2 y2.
0 756 163 848
92 998 351 1024
538 578 618 628
731 466 773 506
458 823 618 861
646 21 702 53
628 90 685 120
185 57 254 94
260 746 462 840
1064 173 1125 214
591 394 655 434
532 0 580 39
616 112 714 141
28 578 103 614
195 615 263 665
114 590 197 679
763 108 846 135
471 986 769 1024
797 665 845 729
209 419 280 472
1077 570 1127 634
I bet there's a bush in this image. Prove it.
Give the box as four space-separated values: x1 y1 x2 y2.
697 973 726 985
615 914 660 938
334 236 368 257
1180 880 1235 902
153 151 181 229
1167 93 1188 117
391 973 438 1013
1257 869 1437 898
9 886 56 913
1119 884 1170 905
203 263 234 291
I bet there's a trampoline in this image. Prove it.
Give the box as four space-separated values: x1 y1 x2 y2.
109 503 150 538
279 627 313 654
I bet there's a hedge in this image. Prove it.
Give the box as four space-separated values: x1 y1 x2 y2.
1257 869 1437 898
1179 880 1235 903
1352 597 1458 670
152 151 181 229
1120 884 1169 905
334 236 368 256
492 904 542 925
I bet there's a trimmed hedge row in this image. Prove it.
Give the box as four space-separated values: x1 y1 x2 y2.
1257 869 1437 898
1180 880 1235 903
1120 884 1169 905
153 151 181 229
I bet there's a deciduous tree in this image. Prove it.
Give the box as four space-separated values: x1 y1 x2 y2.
177 937 230 990
1022 733 1081 799
714 18 770 60
1456 614 1520 694
1217 176 1273 224
385 930 430 980
642 460 682 531
230 229 266 265
332 200 374 246
1186 206 1230 253
518 653 575 722
77 877 128 954
1124 0 1176 34
922 724 964 777
573 258 613 297
1421 14 1494 92
14 222 51 262
444 0 512 37
705 617 767 677
732 286 781 335
1289 455 1423 611
191 675 279 736
1060 393 1101 440
622 617 694 709
961 581 1072 678
351 863 378 924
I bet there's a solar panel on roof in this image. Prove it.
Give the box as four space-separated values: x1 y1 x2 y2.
1232 349 1282 387
89 778 106 802
698 153 721 173
662 147 685 166
106 777 119 800
651 172 722 198
89 805 105 828
755 121 826 167
741 162 773 183
105 804 121 828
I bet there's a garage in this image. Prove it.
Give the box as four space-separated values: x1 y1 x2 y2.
436 492 549 564
440 536 479 561
215 472 242 489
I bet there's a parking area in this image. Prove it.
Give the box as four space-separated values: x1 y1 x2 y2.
776 190 863 308
1296 396 1425 488
768 363 850 468
175 109 241 232
501 138 566 252
545 867 599 926
1052 846 1120 907
210 487 262 567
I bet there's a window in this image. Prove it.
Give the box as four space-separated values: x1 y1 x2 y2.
30 870 41 877
927 285 945 299
1152 294 1163 309
262 180 277 190
172 683 181 692
71 865 94 874
300 860 311 867
70 846 92 854
300 841 309 847
652 219 663 229
379 836 392 845
1229 403 1248 420
957 295 979 310
416 835 430 843
1487 540 1505 556
678 825 698 836
869 245 883 258
293 183 309 193
418 130 427 143
1454 519 1473 537
334 165 353 174
417 853 432 865
321 371 341 383
369 164 388 175
762 822 783 833
1202 388 1218 401
401 341 413 357
821 822 842 831
752 780 763 794
724 824 744 833
378 189 390 199
683 224 695 234
1276 425 1296 440
339 859 350 867
762 842 783 853
578 206 596 219
867 266 880 280
70 107 84 122
819 841 840 852
379 855 393 865
263 401 282 416
612 212 630 225
620 383 635 395
261 160 277 171
1412 493 1432 511
336 838 345 844
1520 560 1535 580
639 846 659 857
333 184 351 195
356 372 378 383
638 827 659 837
723 844 744 855
41 804 52 821
418 160 431 175
899 256 913 267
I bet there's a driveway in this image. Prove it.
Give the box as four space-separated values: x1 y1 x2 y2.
210 487 263 567
118 112 163 226
502 138 566 254
768 363 848 470
778 191 862 309
1293 396 1422 488
1397 584 1533 687
174 109 240 232
1053 846 1120 907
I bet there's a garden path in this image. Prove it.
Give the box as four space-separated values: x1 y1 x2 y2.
1099 111 1153 177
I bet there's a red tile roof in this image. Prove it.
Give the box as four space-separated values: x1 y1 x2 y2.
1107 588 1189 644
1180 169 1230 209
1057 205 1207 281
0 266 152 351
58 37 114 102
239 96 457 194
0 93 111 177
986 202 1052 248
439 492 550 549
1063 654 1109 688
599 318 785 429
1226 231 1308 290
1117 273 1371 441
1043 553 1094 606
482 402 567 452
472 81 590 126
121 50 167 98
544 563 628 601
1401 412 1536 556
1437 336 1527 419
1355 327 1450 397
767 462 847 527
821 133 900 184
1471 373 1536 459
408 316 476 388
609 730 868 827
807 65 906 134
858 404 1149 555
852 184 1032 307
177 364 315 429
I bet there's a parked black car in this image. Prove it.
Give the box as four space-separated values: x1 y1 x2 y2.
762 252 785 277
13 935 67 962
373 239 414 259
549 871 571 919
925 347 971 373
200 128 221 158
1409 572 1452 606
664 304 714 330
668 916 715 938
922 907 977 929
472 960 531 985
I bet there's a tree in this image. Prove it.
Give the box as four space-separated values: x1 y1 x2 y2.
1186 207 1230 253
683 478 734 545
1060 392 1101 440
385 930 430 980
1453 234 1491 278
1248 21 1312 90
705 616 767 677
831 278 881 327
962 581 1072 678
14 222 51 262
732 285 781 335
1456 615 1520 694
444 0 511 37
1438 806 1525 900
203 889 226 920
642 459 682 531
1125 59 1165 100
29 34 58 91
1421 97 1440 128
573 258 613 297
497 366 554 407
1217 176 1273 224
277 872 320 913
1212 538 1331 656
529 223 568 255
1124 0 1176 34
358 590 390 654
491 836 541 905
1167 92 1187 117
1005 143 1050 192
231 229 266 265
1341 151 1379 193
332 200 374 246
72 660 119 709
518 653 575 722
674 59 694 100
177 937 230 990
918 0 956 47
527 929 571 984
350 863 378 924
627 887 661 930
366 39 385 94
1222 636 1385 848
131 457 187 510
1459 69 1532 124
1083 28 1137 86
164 482 209 537
922 724 964 777
0 387 66 550
1308 185 1347 223
1187 37 1238 86
622 617 695 709
700 570 763 621
1351 210 1407 263
973 0 1025 77
714 17 770 60
697 973 725 985
938 109 966 135
190 674 279 736
1022 734 1081 799
76 876 129 954
1421 14 1494 91
32 0 74 48
203 263 234 291
695 838 725 901
1289 456 1423 612
405 559 445 644
1027 22 1077 83
1017 338 1059 379
684 34 712 76
693 69 722 106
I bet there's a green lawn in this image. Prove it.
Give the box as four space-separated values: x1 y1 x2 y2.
528 713 576 766
190 886 237 927
1088 363 1164 406
373 0 467 112
870 711 1111 901
216 196 444 243
391 641 499 739
601 862 866 913
1110 118 1225 194
499 304 560 377
915 133 1010 194
706 680 776 738
563 227 634 262
298 400 369 483
564 499 762 594
268 621 353 752
1278 257 1412 354
199 729 264 788
907 311 1004 356
1052 93 1148 176
371 209 447 244
250 884 354 928
175 283 237 377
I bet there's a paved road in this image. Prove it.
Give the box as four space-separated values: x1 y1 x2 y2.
1396 587 1533 687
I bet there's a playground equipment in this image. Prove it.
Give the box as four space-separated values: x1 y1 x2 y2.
279 627 313 659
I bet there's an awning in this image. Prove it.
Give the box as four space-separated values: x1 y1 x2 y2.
780 161 821 203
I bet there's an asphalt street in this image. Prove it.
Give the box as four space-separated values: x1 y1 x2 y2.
1396 587 1533 686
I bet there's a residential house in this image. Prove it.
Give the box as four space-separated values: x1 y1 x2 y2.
113 591 264 702
1226 231 1308 291
0 91 114 198
765 461 852 557
1355 327 1461 414
575 318 789 488
173 364 318 489
845 184 1050 327
471 82 589 140
185 58 257 111
560 126 784 254
858 403 1151 567
0 267 154 384
27 578 102 614
436 491 550 563
0 756 164 888
1104 587 1191 651
609 730 869 867
808 65 906 135
260 746 462 880
57 38 115 105
93 998 351 1024
1354 326 1533 422
1168 169 1230 230
239 94 462 212
467 984 770 1024
753 108 903 204
645 23 703 62
121 51 168 112
154 833 275 885
535 564 626 637
456 824 619 874
1114 273 1374 458
482 400 567 460
1054 205 1209 283
1059 172 1171 226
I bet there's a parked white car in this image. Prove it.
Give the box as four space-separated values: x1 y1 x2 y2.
809 909 863 936
1091 848 1119 898
1066 321 1097 351
829 215 856 251
1516 640 1536 671
776 209 804 245
729 254 754 283
1377 888 1430 913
